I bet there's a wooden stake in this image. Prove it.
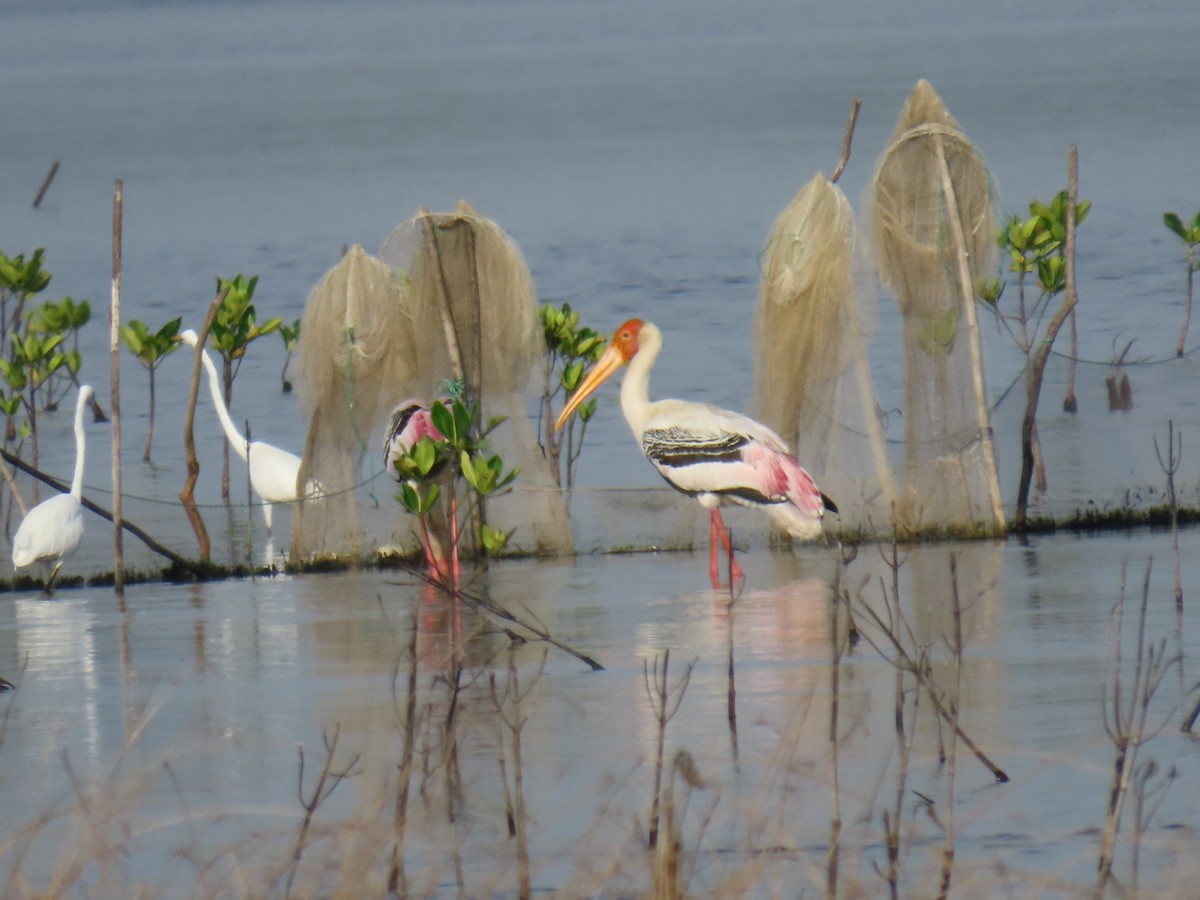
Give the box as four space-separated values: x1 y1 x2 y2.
933 134 1006 532
32 160 59 208
830 98 862 185
180 292 226 560
110 180 125 596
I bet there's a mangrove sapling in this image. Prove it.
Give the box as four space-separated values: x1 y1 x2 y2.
489 649 548 900
1163 210 1200 356
394 398 519 587
208 274 282 499
25 297 87 413
985 183 1092 493
538 302 606 489
0 248 50 361
1 329 69 478
283 724 362 899
1096 559 1186 898
644 650 697 850
1014 149 1086 531
278 318 300 392
120 316 182 461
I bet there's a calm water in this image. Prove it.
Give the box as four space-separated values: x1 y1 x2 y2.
2 532 1199 893
3 1 1200 893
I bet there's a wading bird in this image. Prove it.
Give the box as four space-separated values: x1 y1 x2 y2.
383 398 447 480
383 398 450 577
555 319 836 587
181 330 316 548
12 384 94 593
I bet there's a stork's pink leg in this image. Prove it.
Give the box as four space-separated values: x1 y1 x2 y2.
708 509 721 586
418 517 450 582
708 508 745 586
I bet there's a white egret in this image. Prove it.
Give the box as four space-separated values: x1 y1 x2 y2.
181 330 317 546
12 384 94 593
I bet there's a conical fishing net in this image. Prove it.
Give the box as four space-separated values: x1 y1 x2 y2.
867 79 1004 535
292 245 422 559
378 201 573 557
754 173 897 536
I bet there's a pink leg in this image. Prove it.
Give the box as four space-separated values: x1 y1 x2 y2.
708 508 745 586
419 518 449 582
708 509 721 586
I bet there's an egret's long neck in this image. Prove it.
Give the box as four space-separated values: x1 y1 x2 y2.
199 347 250 461
620 323 661 435
70 389 87 499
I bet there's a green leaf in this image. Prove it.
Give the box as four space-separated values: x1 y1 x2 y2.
400 482 422 515
562 360 584 392
459 450 478 491
430 401 453 442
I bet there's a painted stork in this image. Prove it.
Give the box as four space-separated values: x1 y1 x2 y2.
383 398 447 480
555 319 836 586
383 398 451 578
12 384 94 593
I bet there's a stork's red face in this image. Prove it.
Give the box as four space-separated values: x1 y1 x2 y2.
554 318 645 431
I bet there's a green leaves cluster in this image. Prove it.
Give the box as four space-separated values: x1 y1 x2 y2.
393 398 520 559
210 274 283 367
122 316 183 460
0 248 94 463
1164 211 1200 269
980 190 1092 366
278 317 301 392
121 317 182 369
987 191 1092 302
0 248 51 300
539 301 607 489
1164 210 1200 356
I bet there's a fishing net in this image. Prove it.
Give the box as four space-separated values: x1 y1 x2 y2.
378 202 573 557
292 245 420 559
866 79 1004 536
754 173 897 537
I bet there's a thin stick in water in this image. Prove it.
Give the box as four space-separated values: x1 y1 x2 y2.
110 179 124 596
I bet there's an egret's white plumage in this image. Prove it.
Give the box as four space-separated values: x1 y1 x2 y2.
556 319 835 585
12 384 94 592
181 330 317 542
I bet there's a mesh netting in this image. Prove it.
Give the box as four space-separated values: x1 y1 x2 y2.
295 202 570 564
866 79 1005 535
291 245 419 558
291 204 574 562
754 173 898 536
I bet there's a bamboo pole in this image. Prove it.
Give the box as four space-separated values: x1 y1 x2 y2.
180 292 226 560
933 134 1006 532
110 180 125 596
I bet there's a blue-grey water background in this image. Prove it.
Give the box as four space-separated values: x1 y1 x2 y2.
3 0 1200 893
